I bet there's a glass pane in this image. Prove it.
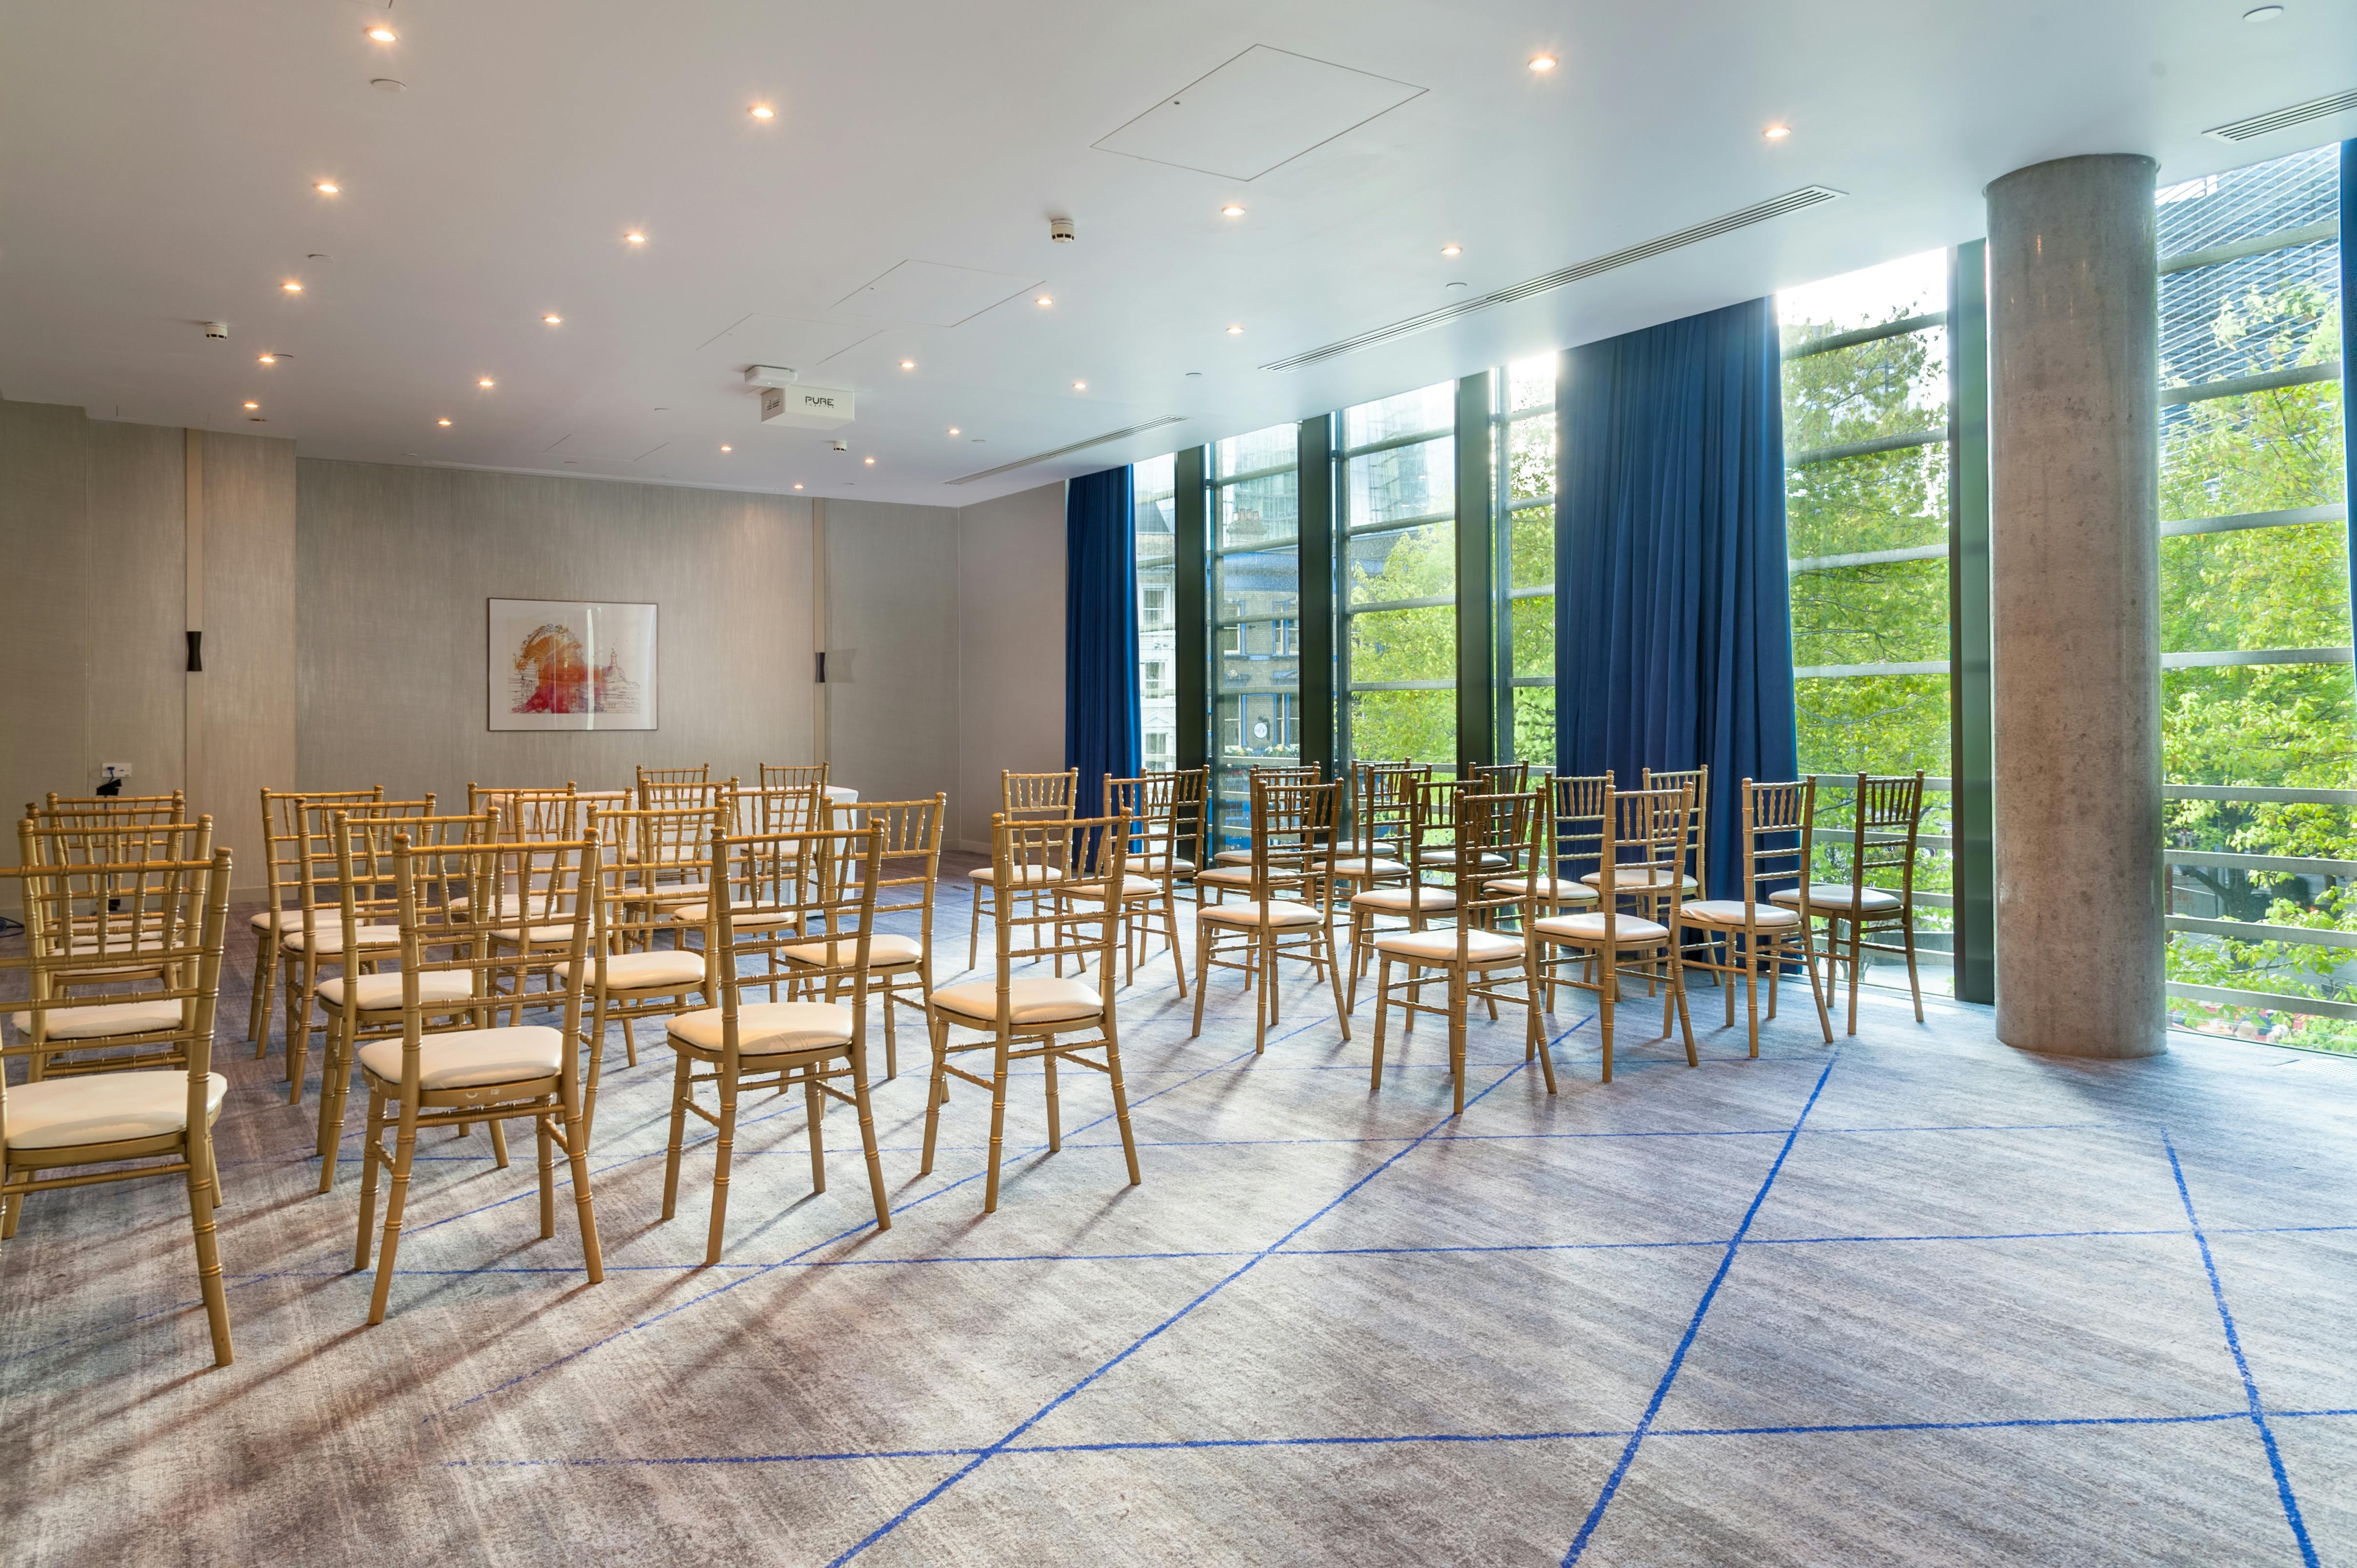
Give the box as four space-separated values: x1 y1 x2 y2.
1348 607 1453 690
1505 413 1554 503
1508 353 1558 414
1346 523 1450 608
2162 523 2349 654
1506 505 1552 591
1511 686 1554 766
1345 438 1453 530
1133 453 1179 773
1215 548 1297 618
1510 591 1553 678
1215 423 1296 480
1217 467 1298 549
1790 557 1948 669
1346 689 1454 766
1343 383 1453 449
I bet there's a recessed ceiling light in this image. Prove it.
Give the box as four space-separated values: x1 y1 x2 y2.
542 313 562 325
900 359 916 370
1441 243 1463 257
366 25 397 43
2244 4 2285 18
1763 123 1792 139
369 78 405 93
863 456 876 465
792 482 803 490
1226 324 1243 335
1221 203 1246 217
1072 380 1087 390
436 417 451 426
1528 54 1557 72
948 426 961 435
624 231 647 244
257 353 277 365
719 444 732 452
242 401 259 410
281 280 303 293
477 377 495 388
316 181 340 195
1035 295 1053 307
749 103 775 118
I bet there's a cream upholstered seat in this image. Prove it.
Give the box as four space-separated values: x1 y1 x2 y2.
1680 899 1802 928
556 948 707 992
1482 874 1598 902
1373 927 1527 964
1535 910 1671 944
3 1070 228 1151
1350 885 1457 914
1580 867 1696 893
1200 899 1324 929
779 932 922 968
251 908 292 931
929 976 1104 1026
313 971 476 1010
1330 855 1405 879
1209 848 1255 866
1062 874 1165 900
669 900 801 931
965 863 1065 885
667 1000 854 1056
8 997 184 1040
357 1024 563 1091
279 922 400 953
1770 882 1902 915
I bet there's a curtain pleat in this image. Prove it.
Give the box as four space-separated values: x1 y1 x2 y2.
1065 467 1141 820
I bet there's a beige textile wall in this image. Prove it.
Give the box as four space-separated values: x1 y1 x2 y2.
295 460 814 806
953 481 1066 851
820 499 960 809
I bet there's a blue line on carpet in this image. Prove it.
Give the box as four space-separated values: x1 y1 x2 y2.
822 1016 1593 1566
1561 1049 1840 1565
2163 1131 2318 1568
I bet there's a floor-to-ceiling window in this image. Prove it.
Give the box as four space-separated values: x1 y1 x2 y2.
1495 353 1559 765
1209 426 1300 846
2154 144 2352 1050
1133 452 1179 773
1778 250 1957 994
1339 383 1457 771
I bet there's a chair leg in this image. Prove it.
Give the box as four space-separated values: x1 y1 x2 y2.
1599 958 1618 1084
1319 923 1351 1040
185 1133 233 1367
1447 966 1468 1116
537 1112 557 1239
982 1032 1013 1214
703 1060 740 1265
315 1021 355 1195
849 1042 892 1230
1165 891 1188 997
968 882 986 971
881 980 898 1081
487 1117 511 1169
1188 920 1213 1038
805 1071 827 1195
1369 955 1393 1092
365 1096 421 1324
621 1013 638 1068
1252 927 1272 1055
248 931 276 1053
1743 934 1762 1058
660 1053 692 1221
582 995 611 1149
1523 952 1556 1094
1668 946 1699 1067
1106 1025 1142 1187
1845 916 1863 1036
561 1075 604 1283
1900 910 1924 1022
1043 1050 1062 1153
1798 924 1834 1044
353 1089 384 1270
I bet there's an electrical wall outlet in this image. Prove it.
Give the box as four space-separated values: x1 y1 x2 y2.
100 763 131 784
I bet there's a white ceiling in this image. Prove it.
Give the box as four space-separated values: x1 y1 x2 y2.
2 0 2351 506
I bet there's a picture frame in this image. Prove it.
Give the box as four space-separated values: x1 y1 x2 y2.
487 598 658 731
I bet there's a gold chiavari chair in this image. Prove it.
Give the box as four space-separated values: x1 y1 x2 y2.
1207 762 1323 869
1166 765 1208 896
1591 764 1704 914
1 847 235 1365
663 820 892 1263
1675 778 1834 1055
249 786 382 1053
1368 787 1551 1112
637 763 712 789
481 787 597 1022
568 804 722 1145
283 796 434 1100
1326 763 1423 939
925 813 1139 1214
759 763 831 791
1189 777 1349 1053
1466 762 1531 794
665 786 812 1000
1345 779 1464 1011
1486 771 1606 926
1085 774 1189 994
637 771 730 816
1532 784 1699 1082
1772 771 1928 1033
352 829 602 1324
32 790 187 823
966 768 1076 968
312 811 500 1191
781 794 947 1079
10 816 215 1079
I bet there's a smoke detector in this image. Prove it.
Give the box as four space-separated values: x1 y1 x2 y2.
831 438 850 452
1049 216 1076 244
203 321 227 340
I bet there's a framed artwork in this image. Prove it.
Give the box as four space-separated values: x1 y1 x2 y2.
487 598 658 731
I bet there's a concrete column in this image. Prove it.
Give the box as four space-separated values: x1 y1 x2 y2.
1985 153 2165 1058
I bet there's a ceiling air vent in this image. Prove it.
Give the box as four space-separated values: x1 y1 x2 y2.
947 416 1190 486
1260 185 1846 372
2205 88 2357 142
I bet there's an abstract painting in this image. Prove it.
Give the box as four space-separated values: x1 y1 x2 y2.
487 599 658 731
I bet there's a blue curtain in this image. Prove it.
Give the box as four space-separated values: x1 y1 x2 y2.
1555 295 1798 900
1065 466 1141 820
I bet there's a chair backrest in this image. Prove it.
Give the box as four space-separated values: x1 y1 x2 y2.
295 796 434 942
14 815 214 975
388 833 594 1078
636 764 711 788
1002 769 1077 823
1166 767 1208 872
639 776 733 813
1248 763 1321 786
759 763 830 791
731 783 821 837
1846 771 1926 902
1467 762 1530 794
984 813 1124 1000
2 847 231 1085
1244 777 1340 906
261 787 380 909
828 794 945 932
1598 785 1691 902
1452 788 1546 948
1733 778 1816 915
1401 779 1463 888
1350 762 1429 857
1546 772 1613 882
585 804 724 952
702 822 884 1033
335 812 493 954
1106 774 1182 884
1643 766 1710 895
34 791 187 824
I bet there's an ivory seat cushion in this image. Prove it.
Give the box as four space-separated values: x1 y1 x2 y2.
1678 900 1802 929
1064 875 1167 900
9 997 184 1040
1351 886 1457 913
930 977 1103 1026
491 922 586 945
966 865 1068 886
778 932 924 968
357 1025 563 1090
1330 856 1406 879
668 1001 854 1057
1483 875 1599 902
1534 911 1671 944
668 902 802 931
1193 866 1258 888
252 908 294 931
1163 858 1198 876
555 949 708 991
4 1070 227 1151
1769 884 1904 915
1200 900 1324 929
1374 928 1528 963
1579 868 1698 894
315 970 477 1010
1210 848 1255 866
279 923 401 954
